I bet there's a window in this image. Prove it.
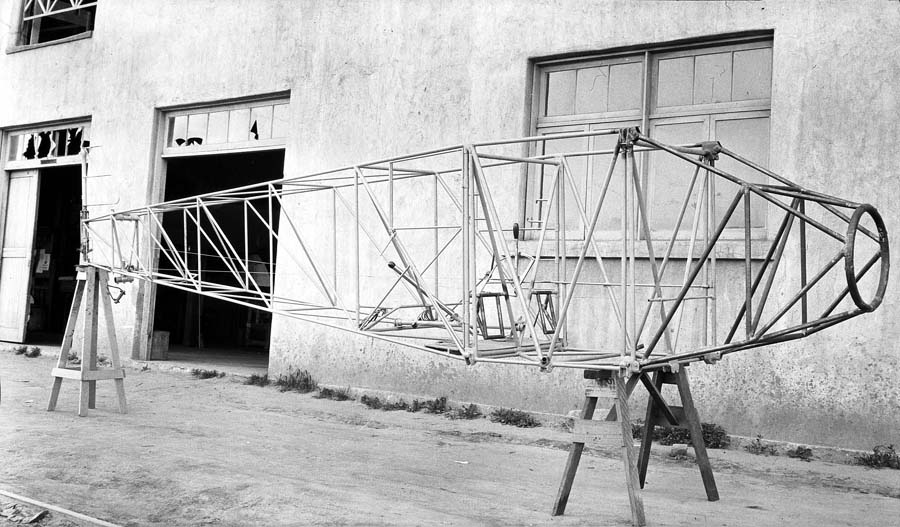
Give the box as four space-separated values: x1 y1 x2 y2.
528 37 773 240
4 123 91 170
18 1 97 46
163 100 290 157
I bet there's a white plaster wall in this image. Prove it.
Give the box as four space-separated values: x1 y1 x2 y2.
1 0 897 448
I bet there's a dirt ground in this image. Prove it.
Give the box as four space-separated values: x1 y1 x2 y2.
1 351 898 527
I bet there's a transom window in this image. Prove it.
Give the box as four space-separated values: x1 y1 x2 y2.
4 123 91 169
18 0 97 45
528 37 773 240
163 100 290 157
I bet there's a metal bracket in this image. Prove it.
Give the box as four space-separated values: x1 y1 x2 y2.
699 141 722 162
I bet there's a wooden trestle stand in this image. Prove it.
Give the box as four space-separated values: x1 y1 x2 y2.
552 367 717 526
47 266 127 417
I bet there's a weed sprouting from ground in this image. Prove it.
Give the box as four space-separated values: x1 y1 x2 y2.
856 445 900 469
745 434 778 456
244 374 270 386
67 352 81 364
786 445 814 462
360 395 451 413
274 369 318 393
7 345 41 357
631 422 730 449
316 387 353 401
360 394 384 409
191 369 226 379
418 396 448 414
384 400 410 411
490 408 540 428
447 403 482 420
315 391 474 417
361 395 410 411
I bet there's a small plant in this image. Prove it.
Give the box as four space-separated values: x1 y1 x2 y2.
13 345 27 355
67 352 81 365
383 400 410 411
360 394 384 409
745 434 778 456
97 354 110 365
316 386 353 401
274 369 318 393
786 445 814 462
403 397 449 414
422 396 448 414
23 346 41 358
856 445 900 469
361 395 412 411
244 374 270 386
490 408 540 428
631 421 730 449
447 403 482 420
191 368 226 379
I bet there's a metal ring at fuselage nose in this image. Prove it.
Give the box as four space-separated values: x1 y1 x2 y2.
844 203 890 313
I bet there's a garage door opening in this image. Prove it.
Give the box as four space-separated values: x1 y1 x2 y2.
152 150 283 367
26 166 82 344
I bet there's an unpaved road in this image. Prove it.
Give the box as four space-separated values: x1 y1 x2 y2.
1 351 898 526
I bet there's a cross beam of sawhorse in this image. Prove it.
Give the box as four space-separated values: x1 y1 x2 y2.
47 266 127 417
552 366 717 526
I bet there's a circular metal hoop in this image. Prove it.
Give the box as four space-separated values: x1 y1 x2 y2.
844 204 890 313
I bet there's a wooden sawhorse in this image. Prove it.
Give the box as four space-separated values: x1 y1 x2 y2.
47 266 127 417
552 366 717 526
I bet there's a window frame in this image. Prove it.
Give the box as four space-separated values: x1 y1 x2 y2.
7 0 97 52
2 120 92 171
160 97 291 158
527 34 774 244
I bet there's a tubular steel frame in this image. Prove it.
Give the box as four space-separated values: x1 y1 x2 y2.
82 127 890 375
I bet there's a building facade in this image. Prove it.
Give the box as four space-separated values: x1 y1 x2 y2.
1 0 898 449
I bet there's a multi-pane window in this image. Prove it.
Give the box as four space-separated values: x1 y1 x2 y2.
18 0 97 45
529 38 773 239
4 124 91 168
163 100 290 156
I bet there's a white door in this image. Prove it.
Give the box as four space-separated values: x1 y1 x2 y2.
0 170 40 342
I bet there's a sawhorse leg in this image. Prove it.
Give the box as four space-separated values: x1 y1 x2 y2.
552 372 646 527
47 266 127 417
552 393 597 516
637 367 718 501
47 276 86 412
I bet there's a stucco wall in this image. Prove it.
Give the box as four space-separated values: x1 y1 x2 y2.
1 0 898 449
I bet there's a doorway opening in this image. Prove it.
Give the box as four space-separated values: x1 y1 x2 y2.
27 165 82 344
151 149 283 368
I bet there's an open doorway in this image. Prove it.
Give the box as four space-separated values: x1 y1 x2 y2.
152 149 283 366
27 165 82 344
